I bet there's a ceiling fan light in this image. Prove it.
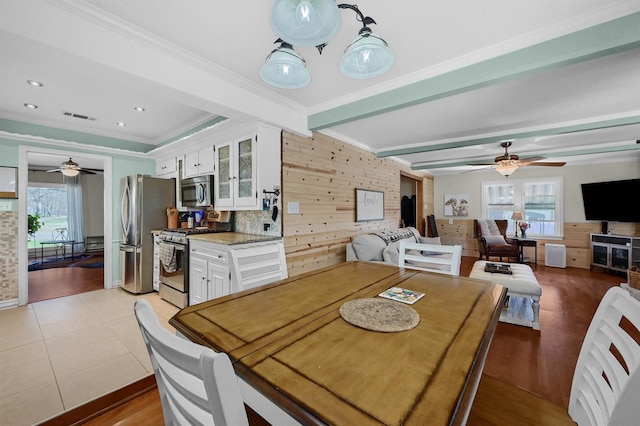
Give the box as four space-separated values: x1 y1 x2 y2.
260 44 311 89
340 29 394 79
271 0 341 47
61 168 80 177
496 164 518 176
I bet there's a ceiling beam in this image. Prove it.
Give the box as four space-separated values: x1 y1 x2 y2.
412 141 640 170
308 13 640 132
376 114 640 158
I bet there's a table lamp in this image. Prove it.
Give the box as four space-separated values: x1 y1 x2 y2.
511 212 523 237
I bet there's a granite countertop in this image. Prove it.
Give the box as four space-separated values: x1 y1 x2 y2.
187 232 282 245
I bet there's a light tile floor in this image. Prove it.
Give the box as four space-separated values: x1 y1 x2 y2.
0 289 178 426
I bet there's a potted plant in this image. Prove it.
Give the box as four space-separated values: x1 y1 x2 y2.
28 213 43 240
519 221 530 238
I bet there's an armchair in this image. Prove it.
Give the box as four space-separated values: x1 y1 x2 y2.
473 219 520 262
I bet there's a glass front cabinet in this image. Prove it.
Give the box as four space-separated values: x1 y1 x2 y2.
215 136 257 208
590 234 637 273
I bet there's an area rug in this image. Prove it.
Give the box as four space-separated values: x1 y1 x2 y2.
339 298 420 332
78 261 104 268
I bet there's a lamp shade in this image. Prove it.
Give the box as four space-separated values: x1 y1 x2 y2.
340 29 394 79
270 0 341 47
61 168 80 177
495 164 518 176
511 212 523 220
260 45 311 89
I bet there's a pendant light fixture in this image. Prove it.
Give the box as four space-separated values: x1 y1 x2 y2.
261 1 394 89
340 26 394 79
260 41 311 89
270 0 341 47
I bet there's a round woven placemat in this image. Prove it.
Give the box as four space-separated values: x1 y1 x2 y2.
339 298 420 332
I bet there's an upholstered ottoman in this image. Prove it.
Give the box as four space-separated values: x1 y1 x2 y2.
469 261 542 330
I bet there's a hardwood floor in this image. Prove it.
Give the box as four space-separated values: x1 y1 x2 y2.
45 258 624 425
28 254 104 303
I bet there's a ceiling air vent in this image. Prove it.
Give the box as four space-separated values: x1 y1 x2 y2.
62 110 96 121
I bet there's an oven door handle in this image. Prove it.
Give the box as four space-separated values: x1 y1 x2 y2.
159 241 185 251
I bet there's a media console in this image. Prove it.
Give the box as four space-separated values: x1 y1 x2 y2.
590 233 640 273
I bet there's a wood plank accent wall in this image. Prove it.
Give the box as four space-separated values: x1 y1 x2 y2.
434 219 639 269
282 131 432 277
281 131 637 275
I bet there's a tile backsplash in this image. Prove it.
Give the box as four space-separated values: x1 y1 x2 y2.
234 209 281 236
0 211 18 303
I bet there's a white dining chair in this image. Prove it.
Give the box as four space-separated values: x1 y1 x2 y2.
568 286 640 425
398 240 463 276
469 286 640 425
134 299 249 426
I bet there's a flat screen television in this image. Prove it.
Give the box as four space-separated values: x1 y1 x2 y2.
580 178 640 223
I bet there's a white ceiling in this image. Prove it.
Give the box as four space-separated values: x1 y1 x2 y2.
1 0 639 175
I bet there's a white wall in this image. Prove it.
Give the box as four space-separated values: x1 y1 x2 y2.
433 160 640 222
82 173 104 238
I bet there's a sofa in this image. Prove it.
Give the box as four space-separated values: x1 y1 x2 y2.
346 227 442 265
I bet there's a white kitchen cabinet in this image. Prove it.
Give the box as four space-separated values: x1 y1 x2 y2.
188 237 287 305
155 157 177 177
189 241 231 306
184 145 215 178
230 242 288 291
215 136 257 208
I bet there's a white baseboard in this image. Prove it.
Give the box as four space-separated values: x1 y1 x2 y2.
0 299 19 310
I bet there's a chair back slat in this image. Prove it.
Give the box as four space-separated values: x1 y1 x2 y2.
135 299 249 426
568 287 640 425
398 241 462 276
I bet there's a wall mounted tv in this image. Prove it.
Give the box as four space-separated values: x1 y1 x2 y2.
580 178 640 223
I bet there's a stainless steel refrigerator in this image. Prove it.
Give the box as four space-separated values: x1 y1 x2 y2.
120 175 175 294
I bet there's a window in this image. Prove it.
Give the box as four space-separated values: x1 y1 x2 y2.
27 183 68 249
482 177 563 238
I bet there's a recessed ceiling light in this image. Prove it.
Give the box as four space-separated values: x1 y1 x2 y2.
134 106 145 112
24 103 38 109
27 80 43 87
116 122 126 127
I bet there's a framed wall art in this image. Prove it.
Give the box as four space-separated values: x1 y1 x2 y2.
444 194 469 217
356 188 384 221
0 167 18 199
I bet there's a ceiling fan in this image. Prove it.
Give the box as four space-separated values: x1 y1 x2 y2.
46 158 100 176
469 141 566 176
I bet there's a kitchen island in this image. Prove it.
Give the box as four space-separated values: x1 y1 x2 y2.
187 232 287 305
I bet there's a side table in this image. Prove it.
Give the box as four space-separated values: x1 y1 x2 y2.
514 238 537 266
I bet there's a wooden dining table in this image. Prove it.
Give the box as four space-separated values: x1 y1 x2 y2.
170 261 506 426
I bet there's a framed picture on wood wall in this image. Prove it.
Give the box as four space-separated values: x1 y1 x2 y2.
356 188 384 221
0 167 18 199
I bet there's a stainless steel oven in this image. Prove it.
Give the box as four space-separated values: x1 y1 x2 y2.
158 233 189 308
157 226 232 308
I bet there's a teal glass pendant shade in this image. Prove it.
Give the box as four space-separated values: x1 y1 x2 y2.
271 0 341 47
260 43 311 89
340 28 395 79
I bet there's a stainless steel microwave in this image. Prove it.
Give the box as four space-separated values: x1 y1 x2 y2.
180 175 214 207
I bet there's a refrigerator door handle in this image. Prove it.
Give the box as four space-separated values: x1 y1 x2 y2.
121 180 130 239
120 245 138 253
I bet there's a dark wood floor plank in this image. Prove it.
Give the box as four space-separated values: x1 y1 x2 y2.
28 254 104 303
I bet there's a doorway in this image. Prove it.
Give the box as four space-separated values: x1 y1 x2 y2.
400 172 424 235
18 146 113 306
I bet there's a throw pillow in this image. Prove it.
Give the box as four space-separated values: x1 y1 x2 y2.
382 244 400 265
484 235 507 245
351 234 387 261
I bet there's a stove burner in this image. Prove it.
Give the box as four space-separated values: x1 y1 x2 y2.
162 228 220 235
